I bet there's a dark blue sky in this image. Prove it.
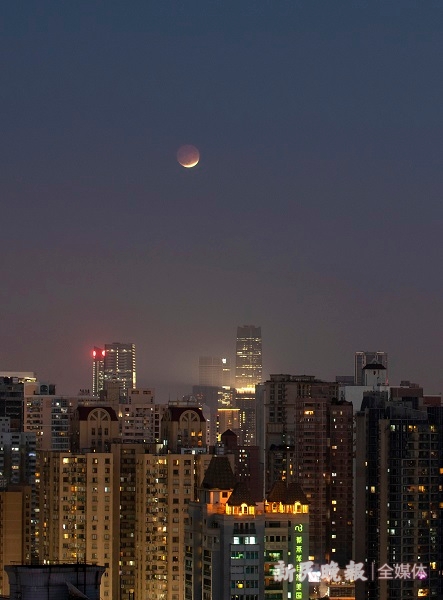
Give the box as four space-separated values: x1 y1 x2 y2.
2 1 443 397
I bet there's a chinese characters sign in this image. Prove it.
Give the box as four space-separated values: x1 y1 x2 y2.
273 560 428 583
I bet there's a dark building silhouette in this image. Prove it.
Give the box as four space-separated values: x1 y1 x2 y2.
5 564 105 600
220 429 263 501
355 391 442 599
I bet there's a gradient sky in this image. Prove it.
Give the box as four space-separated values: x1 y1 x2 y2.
2 1 443 398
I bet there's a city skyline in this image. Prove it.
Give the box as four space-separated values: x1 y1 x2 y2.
1 365 440 598
2 2 443 398
1 336 441 400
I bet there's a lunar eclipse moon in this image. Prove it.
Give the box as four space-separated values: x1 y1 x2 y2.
177 144 200 168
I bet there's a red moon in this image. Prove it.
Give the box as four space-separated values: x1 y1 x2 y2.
177 145 200 168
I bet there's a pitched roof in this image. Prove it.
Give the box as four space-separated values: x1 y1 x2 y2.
75 406 119 421
267 480 308 505
221 429 237 438
201 455 236 490
227 482 256 506
286 482 309 504
166 406 206 422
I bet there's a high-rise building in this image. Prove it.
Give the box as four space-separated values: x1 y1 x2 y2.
235 387 257 445
234 326 262 445
354 351 388 385
70 405 120 452
39 451 117 600
0 488 32 596
235 326 262 388
185 455 310 600
355 390 442 599
103 342 136 393
0 376 54 432
24 385 73 452
0 420 37 564
0 425 36 488
199 356 231 387
137 453 202 600
261 374 354 565
92 347 105 395
216 408 240 441
161 404 207 453
39 442 159 600
119 388 166 444
196 357 233 444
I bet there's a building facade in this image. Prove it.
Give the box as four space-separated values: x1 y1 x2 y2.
261 374 353 565
38 451 117 600
0 376 54 432
136 453 198 600
70 405 120 453
355 392 442 599
199 357 231 387
234 326 262 447
24 392 73 452
103 342 136 393
0 487 32 596
354 351 388 386
119 388 165 444
235 326 262 389
92 347 105 396
186 455 309 600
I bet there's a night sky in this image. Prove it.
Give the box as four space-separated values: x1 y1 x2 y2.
2 1 443 398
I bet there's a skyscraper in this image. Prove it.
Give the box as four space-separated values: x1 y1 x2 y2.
234 326 262 445
261 374 354 565
92 346 105 395
194 357 233 444
355 390 442 599
354 351 388 385
103 342 136 393
235 325 262 388
198 356 231 387
39 451 117 599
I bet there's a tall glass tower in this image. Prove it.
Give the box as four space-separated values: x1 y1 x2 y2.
235 325 262 388
234 326 262 445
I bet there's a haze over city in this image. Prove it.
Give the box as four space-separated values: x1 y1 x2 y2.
2 1 443 396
